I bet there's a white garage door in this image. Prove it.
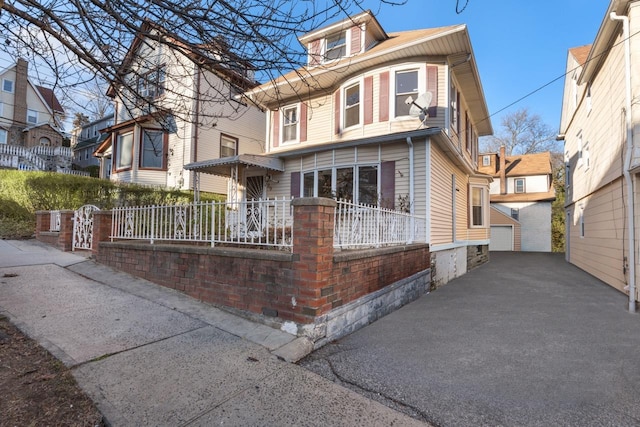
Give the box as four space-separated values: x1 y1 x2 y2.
490 226 513 251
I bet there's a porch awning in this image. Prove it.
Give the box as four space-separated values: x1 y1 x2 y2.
184 154 285 177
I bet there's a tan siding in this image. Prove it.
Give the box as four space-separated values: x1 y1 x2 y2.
430 146 455 245
568 179 626 292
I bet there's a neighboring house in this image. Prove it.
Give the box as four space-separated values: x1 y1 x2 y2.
187 11 494 285
71 114 114 175
478 148 555 252
96 20 265 194
0 58 77 173
560 0 639 309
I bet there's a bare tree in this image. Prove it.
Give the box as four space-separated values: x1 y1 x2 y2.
0 0 406 124
480 108 560 155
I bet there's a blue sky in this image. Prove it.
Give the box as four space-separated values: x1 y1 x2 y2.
356 0 608 134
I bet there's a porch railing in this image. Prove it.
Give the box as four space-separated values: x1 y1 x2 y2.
111 198 293 249
333 199 426 249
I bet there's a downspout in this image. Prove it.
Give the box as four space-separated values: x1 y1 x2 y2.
610 11 636 313
406 137 415 243
192 64 201 202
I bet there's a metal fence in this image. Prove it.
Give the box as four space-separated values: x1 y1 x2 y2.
49 210 61 232
107 197 424 251
333 199 426 249
111 198 293 249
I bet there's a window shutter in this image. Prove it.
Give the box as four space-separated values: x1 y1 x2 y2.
350 26 362 55
379 72 389 122
272 110 280 148
309 40 321 66
290 171 300 198
364 76 373 125
300 103 308 142
427 65 438 117
334 89 341 134
380 161 396 209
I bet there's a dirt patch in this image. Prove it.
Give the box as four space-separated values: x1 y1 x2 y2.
0 315 105 426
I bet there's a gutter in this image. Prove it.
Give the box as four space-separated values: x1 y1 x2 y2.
610 11 636 313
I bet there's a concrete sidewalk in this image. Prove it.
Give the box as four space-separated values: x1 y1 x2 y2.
0 239 425 426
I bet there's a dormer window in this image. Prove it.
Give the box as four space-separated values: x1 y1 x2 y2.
325 31 347 61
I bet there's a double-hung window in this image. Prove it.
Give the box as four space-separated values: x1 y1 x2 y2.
140 129 164 169
2 79 13 93
470 186 485 227
220 134 237 157
395 70 419 117
325 32 346 61
344 83 360 128
138 66 166 100
514 178 525 194
27 109 38 124
115 132 133 170
282 105 298 143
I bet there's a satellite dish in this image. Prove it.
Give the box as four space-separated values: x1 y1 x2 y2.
405 92 432 122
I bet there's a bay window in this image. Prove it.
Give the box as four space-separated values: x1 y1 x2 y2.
140 129 164 169
115 132 133 170
395 70 419 117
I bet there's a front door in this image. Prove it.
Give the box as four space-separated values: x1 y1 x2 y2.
245 176 265 233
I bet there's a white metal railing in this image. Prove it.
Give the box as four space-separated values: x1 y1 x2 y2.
49 210 61 231
57 168 91 176
333 199 426 249
111 198 293 249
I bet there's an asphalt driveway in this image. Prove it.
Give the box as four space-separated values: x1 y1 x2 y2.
300 252 640 427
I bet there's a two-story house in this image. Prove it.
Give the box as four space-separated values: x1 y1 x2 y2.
560 0 639 311
186 11 493 285
0 58 75 173
71 113 114 176
96 20 265 195
478 147 555 252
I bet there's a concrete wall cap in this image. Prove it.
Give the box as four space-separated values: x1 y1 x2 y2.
291 197 337 208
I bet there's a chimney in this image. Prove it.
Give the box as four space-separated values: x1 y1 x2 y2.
499 146 507 195
13 58 28 126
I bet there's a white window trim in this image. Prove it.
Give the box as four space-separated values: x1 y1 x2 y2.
27 109 38 124
280 104 300 145
390 65 426 120
0 129 7 144
322 30 349 64
482 155 490 166
469 185 487 228
342 78 363 130
577 131 583 168
514 178 525 194
2 78 14 93
301 163 380 206
0 102 4 118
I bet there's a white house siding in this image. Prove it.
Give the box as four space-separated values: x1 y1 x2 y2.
494 202 551 252
0 66 55 131
505 174 548 194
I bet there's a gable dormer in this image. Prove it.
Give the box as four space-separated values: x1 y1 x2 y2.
299 10 388 66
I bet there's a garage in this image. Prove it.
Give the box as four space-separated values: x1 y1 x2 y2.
490 225 514 251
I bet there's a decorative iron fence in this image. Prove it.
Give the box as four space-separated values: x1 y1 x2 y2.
49 210 61 231
333 199 426 249
111 198 293 249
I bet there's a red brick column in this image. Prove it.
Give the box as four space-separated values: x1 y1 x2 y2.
35 211 51 238
92 211 112 257
57 210 75 251
292 197 336 323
